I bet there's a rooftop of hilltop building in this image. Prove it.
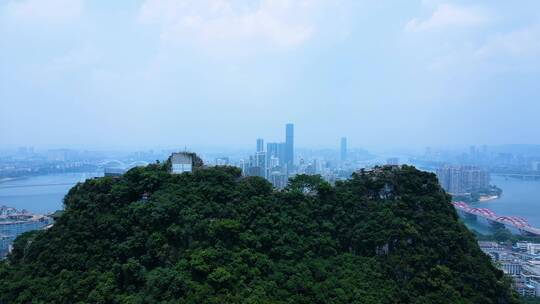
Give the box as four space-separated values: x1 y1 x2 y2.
169 152 204 174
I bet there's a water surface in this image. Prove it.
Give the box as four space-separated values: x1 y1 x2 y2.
469 175 540 228
0 172 102 214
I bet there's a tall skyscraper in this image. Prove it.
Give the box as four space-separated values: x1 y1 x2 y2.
340 137 347 161
285 123 294 168
256 138 264 152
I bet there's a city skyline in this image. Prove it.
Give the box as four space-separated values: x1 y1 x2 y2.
1 1 540 301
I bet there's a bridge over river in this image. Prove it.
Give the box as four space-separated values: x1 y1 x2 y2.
452 202 540 236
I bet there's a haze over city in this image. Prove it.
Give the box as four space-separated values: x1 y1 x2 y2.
2 0 540 150
4 1 540 302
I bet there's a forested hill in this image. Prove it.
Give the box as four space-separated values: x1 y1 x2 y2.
0 162 518 303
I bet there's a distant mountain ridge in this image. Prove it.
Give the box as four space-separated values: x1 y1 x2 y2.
0 160 518 303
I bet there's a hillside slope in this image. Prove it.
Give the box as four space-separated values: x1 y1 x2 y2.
0 163 518 303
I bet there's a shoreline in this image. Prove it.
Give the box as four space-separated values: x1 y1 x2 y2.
0 177 23 184
478 195 500 202
0 172 102 185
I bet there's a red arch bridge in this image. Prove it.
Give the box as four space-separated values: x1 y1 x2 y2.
452 202 540 236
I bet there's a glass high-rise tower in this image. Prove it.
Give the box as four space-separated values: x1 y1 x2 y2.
285 123 294 168
340 137 347 161
256 138 264 152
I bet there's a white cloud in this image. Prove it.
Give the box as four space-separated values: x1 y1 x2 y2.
138 0 336 51
405 4 488 32
401 2 540 74
4 0 84 23
50 45 102 71
477 23 540 57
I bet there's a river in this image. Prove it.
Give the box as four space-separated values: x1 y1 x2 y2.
1 173 540 228
0 172 102 214
468 174 540 228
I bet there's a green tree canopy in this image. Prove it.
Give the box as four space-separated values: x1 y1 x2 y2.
0 164 519 303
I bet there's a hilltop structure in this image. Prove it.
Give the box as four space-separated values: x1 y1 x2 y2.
170 152 194 174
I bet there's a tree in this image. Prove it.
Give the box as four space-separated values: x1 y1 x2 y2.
0 164 520 303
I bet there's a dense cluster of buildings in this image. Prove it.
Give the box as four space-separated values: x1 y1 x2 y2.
479 241 540 297
0 206 52 258
240 124 296 188
165 128 361 189
236 124 358 188
412 145 540 178
436 165 490 195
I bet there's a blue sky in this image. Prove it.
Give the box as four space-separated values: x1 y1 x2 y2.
1 0 539 150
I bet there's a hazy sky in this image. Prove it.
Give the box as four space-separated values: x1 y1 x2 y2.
1 0 539 150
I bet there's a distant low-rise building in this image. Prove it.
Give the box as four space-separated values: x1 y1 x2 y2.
517 242 540 254
0 208 52 258
523 261 540 277
509 272 533 297
0 206 18 216
502 261 522 276
478 241 505 261
530 280 540 297
478 240 540 298
515 282 536 297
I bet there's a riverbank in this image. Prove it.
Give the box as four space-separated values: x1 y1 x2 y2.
0 172 102 214
0 177 24 184
478 195 499 202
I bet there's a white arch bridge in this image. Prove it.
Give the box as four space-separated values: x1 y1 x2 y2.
98 160 150 169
